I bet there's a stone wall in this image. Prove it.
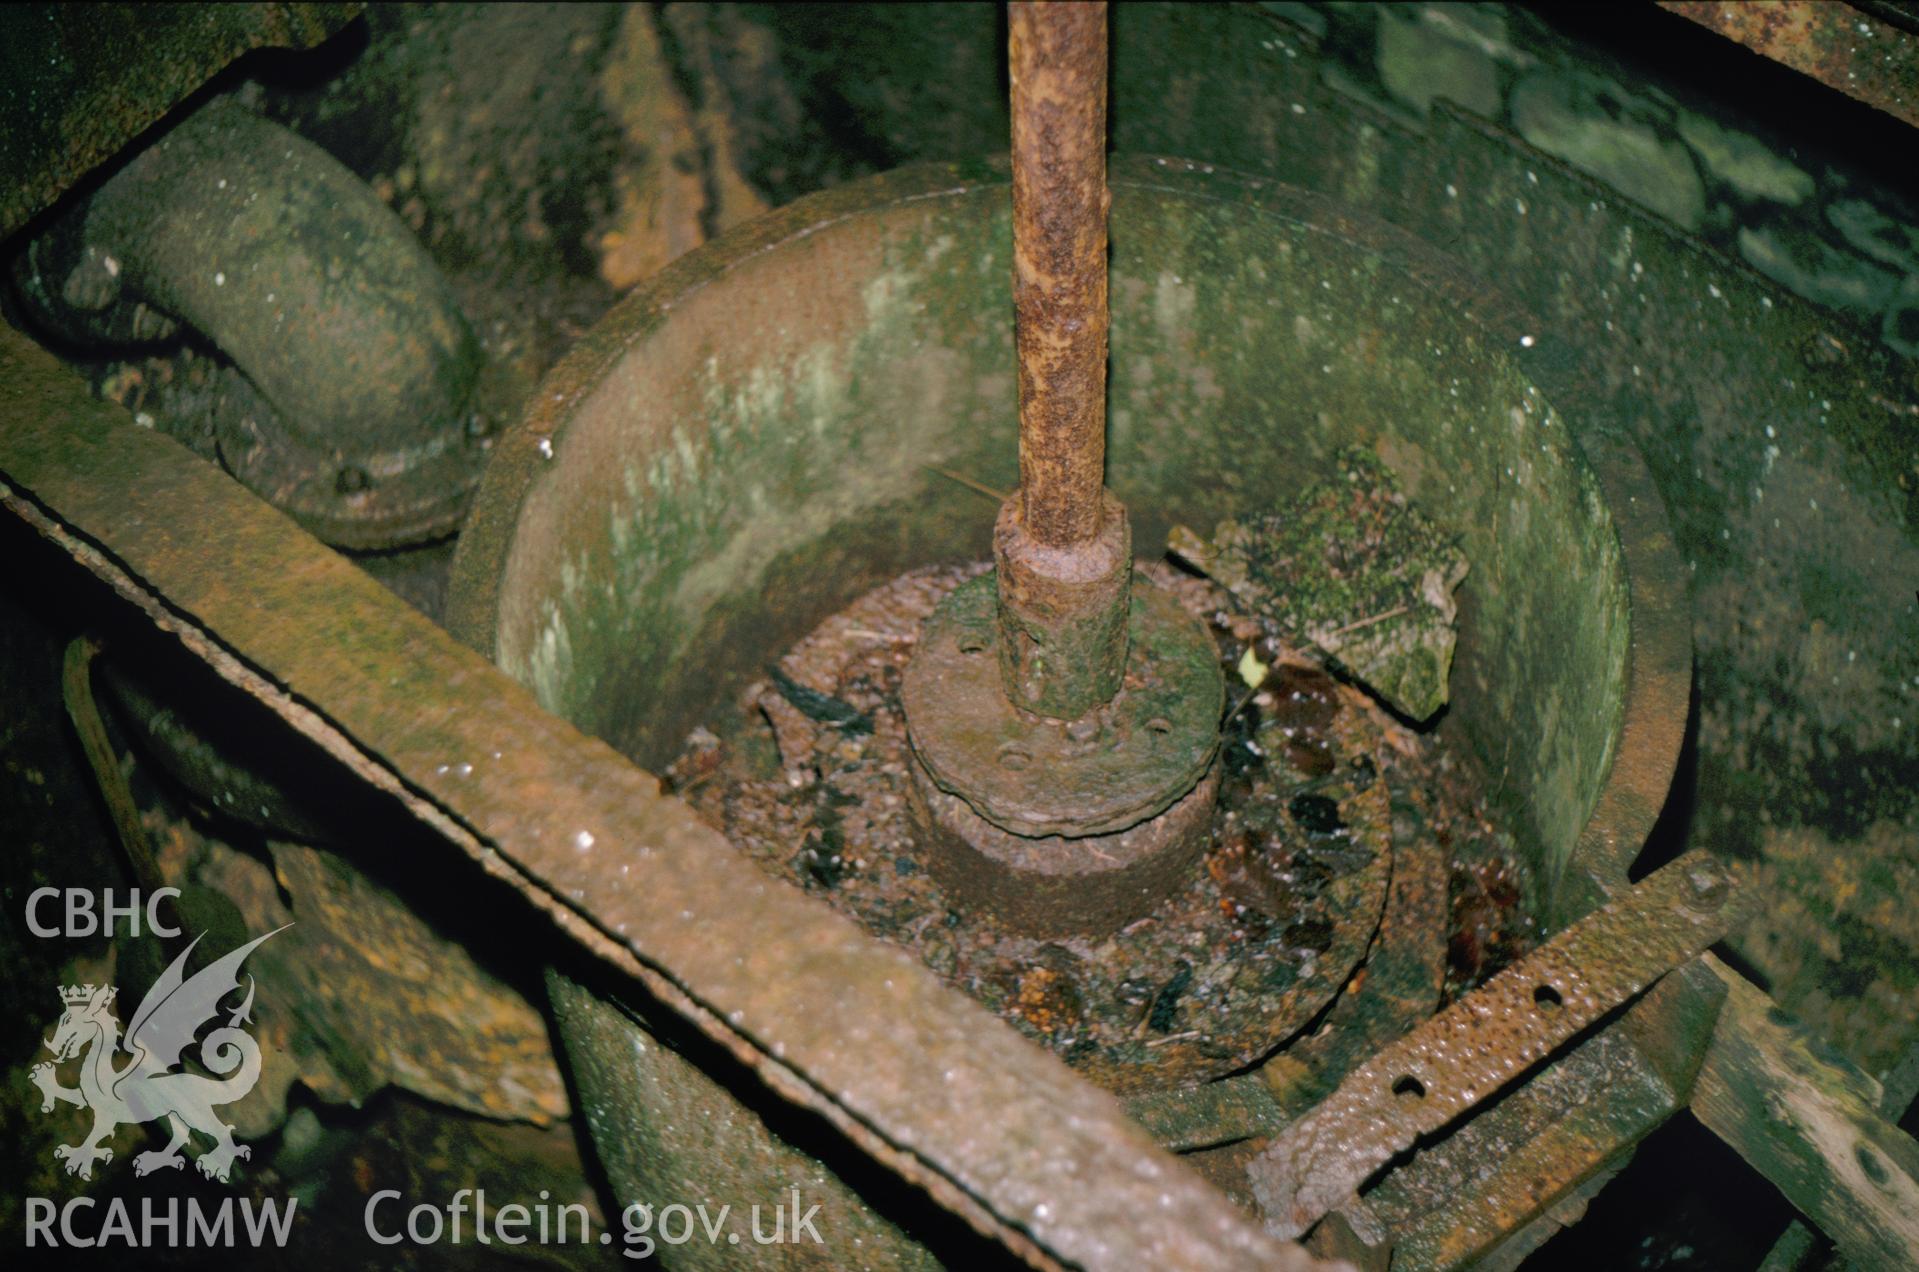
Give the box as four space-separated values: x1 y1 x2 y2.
1287 1 1919 359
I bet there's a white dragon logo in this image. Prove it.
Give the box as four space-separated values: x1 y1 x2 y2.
30 926 287 1183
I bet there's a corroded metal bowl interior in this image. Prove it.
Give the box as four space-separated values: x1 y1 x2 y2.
448 156 1665 918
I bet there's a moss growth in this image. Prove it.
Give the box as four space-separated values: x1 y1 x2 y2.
1170 447 1468 721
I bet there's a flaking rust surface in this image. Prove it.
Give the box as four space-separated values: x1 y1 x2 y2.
906 570 1220 839
664 558 1537 1102
1353 965 1726 1269
1249 853 1752 1239
1008 0 1110 546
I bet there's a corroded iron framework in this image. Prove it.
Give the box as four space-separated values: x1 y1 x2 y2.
4 4 1917 1268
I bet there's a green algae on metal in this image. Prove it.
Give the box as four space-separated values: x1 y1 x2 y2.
1170 447 1468 721
444 156 1671 1267
454 160 1639 923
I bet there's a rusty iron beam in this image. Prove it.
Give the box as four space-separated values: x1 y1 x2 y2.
0 4 363 241
1661 1 1919 129
0 322 1329 1272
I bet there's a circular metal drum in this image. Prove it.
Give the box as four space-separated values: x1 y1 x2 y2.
447 157 1688 1266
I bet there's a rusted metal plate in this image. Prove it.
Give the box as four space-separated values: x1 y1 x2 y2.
910 751 1220 938
1126 777 1450 1153
1129 861 1734 1268
1660 2 1919 129
0 324 1328 1271
0 4 362 240
1248 853 1752 1239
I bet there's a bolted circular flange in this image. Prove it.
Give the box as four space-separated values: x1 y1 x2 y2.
902 572 1223 839
208 364 493 550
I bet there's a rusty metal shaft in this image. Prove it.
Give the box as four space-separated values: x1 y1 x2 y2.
998 0 1129 720
1010 0 1110 548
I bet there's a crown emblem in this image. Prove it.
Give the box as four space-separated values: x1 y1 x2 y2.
60 984 104 1004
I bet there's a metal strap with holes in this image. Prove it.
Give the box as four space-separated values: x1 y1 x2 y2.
1248 851 1752 1239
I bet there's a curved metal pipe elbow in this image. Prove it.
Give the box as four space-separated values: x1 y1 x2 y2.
14 98 488 549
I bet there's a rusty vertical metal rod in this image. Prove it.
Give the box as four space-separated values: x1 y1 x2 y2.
994 0 1132 721
1010 0 1109 547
